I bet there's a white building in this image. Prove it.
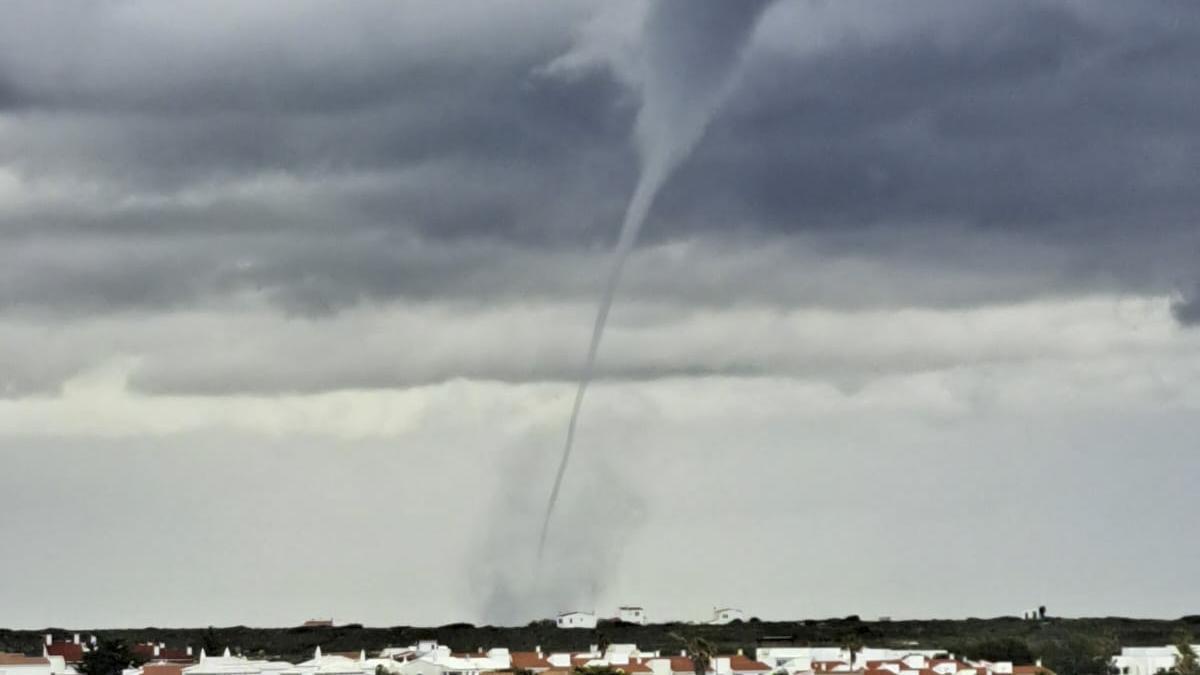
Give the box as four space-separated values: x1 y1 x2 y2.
508 651 552 673
709 608 746 625
856 649 947 670
1112 646 1200 675
619 607 647 625
1 654 64 675
605 645 656 664
647 654 770 675
183 649 295 675
557 611 598 629
755 647 850 673
294 648 369 675
392 647 507 675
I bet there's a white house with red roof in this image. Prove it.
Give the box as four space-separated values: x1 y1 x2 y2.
391 645 508 675
508 652 552 673
1 653 66 675
645 652 770 675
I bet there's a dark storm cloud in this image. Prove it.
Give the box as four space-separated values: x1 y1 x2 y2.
652 0 1200 238
1173 287 1200 326
1 0 1198 321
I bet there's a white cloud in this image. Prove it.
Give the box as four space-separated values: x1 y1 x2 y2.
1 292 1196 438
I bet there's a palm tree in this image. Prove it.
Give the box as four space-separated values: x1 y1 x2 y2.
671 633 717 675
839 636 863 670
1172 631 1197 675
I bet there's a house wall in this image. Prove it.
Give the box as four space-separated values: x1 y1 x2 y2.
1111 647 1199 675
556 613 598 629
619 609 647 625
396 661 451 675
710 610 745 625
1 664 55 675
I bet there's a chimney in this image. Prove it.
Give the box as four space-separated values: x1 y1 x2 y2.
46 635 53 646
154 645 161 657
1036 661 1043 669
74 634 80 645
187 647 193 657
737 650 744 657
681 651 687 658
536 646 542 658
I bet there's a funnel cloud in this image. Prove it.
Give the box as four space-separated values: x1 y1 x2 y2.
538 0 780 558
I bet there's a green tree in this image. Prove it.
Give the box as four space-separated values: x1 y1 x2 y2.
78 639 145 675
1171 631 1197 675
1036 634 1117 675
839 636 863 670
598 634 612 658
670 633 716 675
967 638 1034 664
202 627 220 656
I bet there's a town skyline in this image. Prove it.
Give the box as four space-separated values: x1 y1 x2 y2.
2 0 1198 633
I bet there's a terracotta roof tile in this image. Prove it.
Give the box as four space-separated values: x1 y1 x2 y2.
666 656 700 672
46 644 85 663
144 664 186 675
0 654 51 666
730 655 772 672
511 653 552 670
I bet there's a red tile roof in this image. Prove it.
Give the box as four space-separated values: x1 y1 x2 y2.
46 644 85 663
158 650 194 663
666 656 701 672
0 654 51 666
144 664 186 675
511 653 552 670
131 645 193 664
730 656 772 673
619 664 653 674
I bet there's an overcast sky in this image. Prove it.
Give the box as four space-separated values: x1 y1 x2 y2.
2 0 1199 630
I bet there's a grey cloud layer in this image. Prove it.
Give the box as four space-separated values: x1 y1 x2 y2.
2 0 1198 386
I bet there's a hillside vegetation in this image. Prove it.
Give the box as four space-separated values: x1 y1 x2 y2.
4 617 1198 675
